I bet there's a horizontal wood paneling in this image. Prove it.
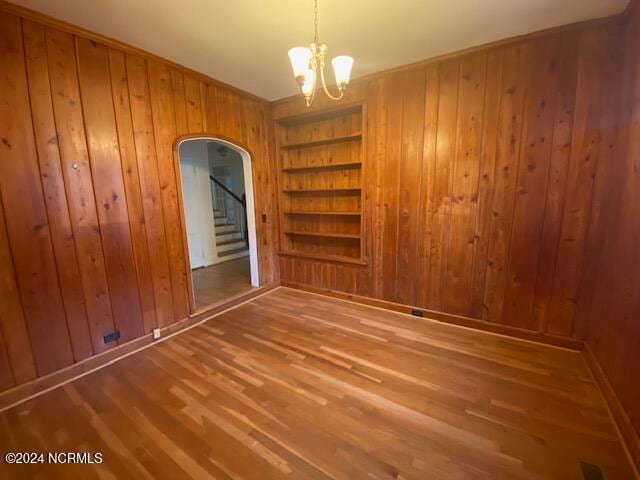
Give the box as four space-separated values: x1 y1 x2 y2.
272 18 627 341
0 6 278 394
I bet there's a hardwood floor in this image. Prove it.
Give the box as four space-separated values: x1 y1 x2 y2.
0 288 633 479
192 257 253 310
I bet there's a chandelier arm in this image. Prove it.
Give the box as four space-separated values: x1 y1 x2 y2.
319 59 345 101
308 66 317 106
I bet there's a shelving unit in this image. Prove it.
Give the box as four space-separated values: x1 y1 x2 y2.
275 103 365 264
281 161 362 173
284 231 361 239
282 187 361 193
278 250 367 266
280 132 362 149
284 211 361 216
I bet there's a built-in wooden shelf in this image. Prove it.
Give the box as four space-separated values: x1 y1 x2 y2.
284 211 361 216
278 250 366 266
280 133 362 150
281 161 362 173
284 231 361 239
283 188 361 194
276 103 364 264
276 104 362 126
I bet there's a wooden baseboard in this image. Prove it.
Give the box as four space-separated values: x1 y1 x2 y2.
0 283 279 412
281 281 584 350
583 344 640 478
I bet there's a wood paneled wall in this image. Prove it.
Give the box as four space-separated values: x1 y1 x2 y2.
0 7 278 392
0 1 637 452
272 17 627 342
580 0 640 456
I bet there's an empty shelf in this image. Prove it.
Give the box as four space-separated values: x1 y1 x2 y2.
278 250 366 266
280 133 362 149
282 161 362 172
284 231 361 239
284 211 361 216
283 188 361 193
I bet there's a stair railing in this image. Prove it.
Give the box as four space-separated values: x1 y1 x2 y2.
210 176 248 249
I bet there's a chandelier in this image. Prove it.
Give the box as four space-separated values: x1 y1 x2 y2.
287 0 354 107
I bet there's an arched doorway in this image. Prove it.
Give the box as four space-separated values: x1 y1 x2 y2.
176 137 259 312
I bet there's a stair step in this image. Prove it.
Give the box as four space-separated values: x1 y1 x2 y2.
215 224 237 234
217 238 245 246
218 247 249 257
216 239 246 253
216 229 240 237
216 231 243 243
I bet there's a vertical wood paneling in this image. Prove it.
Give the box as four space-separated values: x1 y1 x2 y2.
265 102 281 285
502 38 559 329
372 77 388 299
379 73 403 301
0 6 635 448
469 50 502 318
482 44 528 323
171 70 188 135
126 54 175 328
531 32 580 333
356 80 379 298
22 20 93 361
76 38 144 343
0 326 13 391
443 53 486 315
147 61 190 321
108 49 158 335
547 27 611 337
201 82 220 133
0 195 36 384
183 75 203 133
0 6 278 394
243 98 275 285
573 25 625 341
217 89 245 142
427 59 459 311
45 27 116 353
415 66 439 308
273 17 625 350
0 13 73 374
395 68 425 305
582 3 640 446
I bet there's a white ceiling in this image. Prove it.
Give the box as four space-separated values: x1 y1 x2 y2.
10 0 628 100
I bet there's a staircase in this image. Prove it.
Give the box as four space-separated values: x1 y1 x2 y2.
210 174 249 263
214 209 248 261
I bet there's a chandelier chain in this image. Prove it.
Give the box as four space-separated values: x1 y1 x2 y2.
313 0 319 45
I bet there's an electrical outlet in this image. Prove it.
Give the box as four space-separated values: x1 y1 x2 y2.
153 328 161 340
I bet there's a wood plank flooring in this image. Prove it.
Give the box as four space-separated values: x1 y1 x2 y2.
192 257 252 310
0 288 633 479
